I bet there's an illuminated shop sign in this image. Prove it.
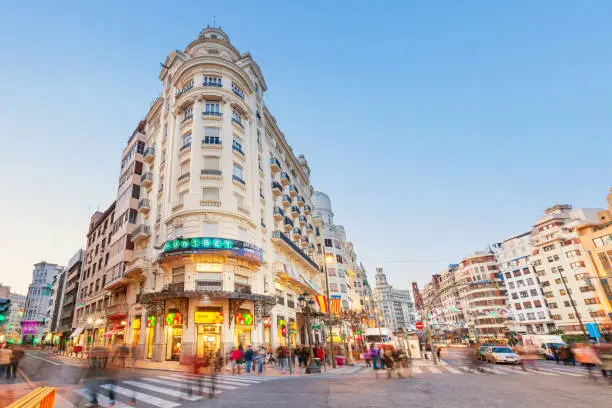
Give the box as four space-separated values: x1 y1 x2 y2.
161 237 263 263
166 312 183 326
235 312 253 326
147 316 156 327
195 310 224 324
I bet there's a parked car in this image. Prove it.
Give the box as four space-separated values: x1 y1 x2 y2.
476 346 489 361
485 346 521 364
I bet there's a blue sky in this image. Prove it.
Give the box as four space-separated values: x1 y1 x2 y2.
1 1 611 294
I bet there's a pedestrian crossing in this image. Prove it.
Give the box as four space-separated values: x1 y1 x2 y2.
73 373 277 408
388 363 606 378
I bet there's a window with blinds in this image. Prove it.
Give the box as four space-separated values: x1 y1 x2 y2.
203 156 220 170
172 267 185 283
202 188 219 201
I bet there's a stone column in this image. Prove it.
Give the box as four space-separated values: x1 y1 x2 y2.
137 313 146 359
179 299 193 364
254 301 264 348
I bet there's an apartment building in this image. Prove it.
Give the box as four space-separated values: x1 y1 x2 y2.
58 249 83 338
22 262 62 342
456 250 507 342
498 232 555 334
373 267 416 331
121 27 324 362
576 188 612 332
73 202 115 347
530 205 610 335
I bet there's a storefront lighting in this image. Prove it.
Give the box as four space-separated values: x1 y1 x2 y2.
120 321 127 326
325 254 334 264
87 318 93 324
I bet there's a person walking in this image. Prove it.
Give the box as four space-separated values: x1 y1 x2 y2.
244 345 254 374
552 346 560 364
578 343 600 382
378 346 385 369
8 345 24 380
363 346 371 367
254 347 265 375
0 346 13 379
369 344 378 369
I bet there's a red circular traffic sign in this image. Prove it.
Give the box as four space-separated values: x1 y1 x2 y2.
415 321 424 330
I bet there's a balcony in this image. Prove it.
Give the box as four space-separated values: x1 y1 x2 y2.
261 218 266 229
271 231 319 272
281 194 291 208
201 169 222 180
232 85 245 100
299 215 307 227
179 143 191 159
105 303 129 318
283 217 294 232
272 181 283 197
124 257 146 278
232 175 245 186
196 280 222 291
305 223 313 233
273 206 285 221
203 79 222 87
235 283 252 294
141 172 153 188
301 236 309 248
232 144 245 158
289 185 298 197
296 196 305 207
237 206 250 216
200 200 221 207
304 205 312 215
144 147 155 163
138 199 151 214
131 224 151 243
292 227 302 238
202 111 222 120
232 118 244 129
178 172 190 184
280 172 290 186
270 157 281 173
291 206 300 217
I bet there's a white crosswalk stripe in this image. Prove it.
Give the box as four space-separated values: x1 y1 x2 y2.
73 373 275 408
100 384 180 408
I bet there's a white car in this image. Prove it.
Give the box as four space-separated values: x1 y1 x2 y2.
485 346 521 364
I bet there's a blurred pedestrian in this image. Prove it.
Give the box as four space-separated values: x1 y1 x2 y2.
597 344 611 384
0 346 13 379
244 345 254 374
8 345 24 380
552 346 560 364
369 344 378 369
254 347 265 375
363 346 371 367
578 343 600 382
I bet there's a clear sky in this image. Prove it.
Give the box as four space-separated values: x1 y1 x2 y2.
1 1 611 295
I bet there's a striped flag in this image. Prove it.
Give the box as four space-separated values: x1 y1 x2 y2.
315 295 328 313
330 295 342 315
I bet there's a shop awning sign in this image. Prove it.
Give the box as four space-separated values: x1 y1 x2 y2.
161 237 262 263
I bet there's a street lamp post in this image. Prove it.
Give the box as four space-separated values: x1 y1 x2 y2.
298 292 322 374
321 248 336 368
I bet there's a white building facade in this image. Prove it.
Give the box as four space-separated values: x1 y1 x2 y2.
530 205 610 335
22 262 63 342
124 27 324 363
498 232 555 335
373 267 416 331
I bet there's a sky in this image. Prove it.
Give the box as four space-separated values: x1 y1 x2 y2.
1 1 611 295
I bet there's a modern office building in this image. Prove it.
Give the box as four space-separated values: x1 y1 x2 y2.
498 232 555 334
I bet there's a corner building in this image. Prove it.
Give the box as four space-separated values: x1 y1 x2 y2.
130 27 323 363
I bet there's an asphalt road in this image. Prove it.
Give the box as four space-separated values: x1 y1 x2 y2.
1 350 609 408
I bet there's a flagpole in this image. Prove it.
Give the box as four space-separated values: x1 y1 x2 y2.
322 247 336 369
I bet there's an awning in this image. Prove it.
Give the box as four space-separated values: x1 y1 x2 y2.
103 328 125 337
70 327 84 338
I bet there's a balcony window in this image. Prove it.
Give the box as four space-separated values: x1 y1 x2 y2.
182 133 192 149
204 103 221 116
232 83 244 99
196 272 222 291
232 136 244 155
232 110 243 127
178 191 188 204
183 107 193 122
203 156 220 172
232 164 244 182
276 290 284 305
202 188 219 201
203 76 222 87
